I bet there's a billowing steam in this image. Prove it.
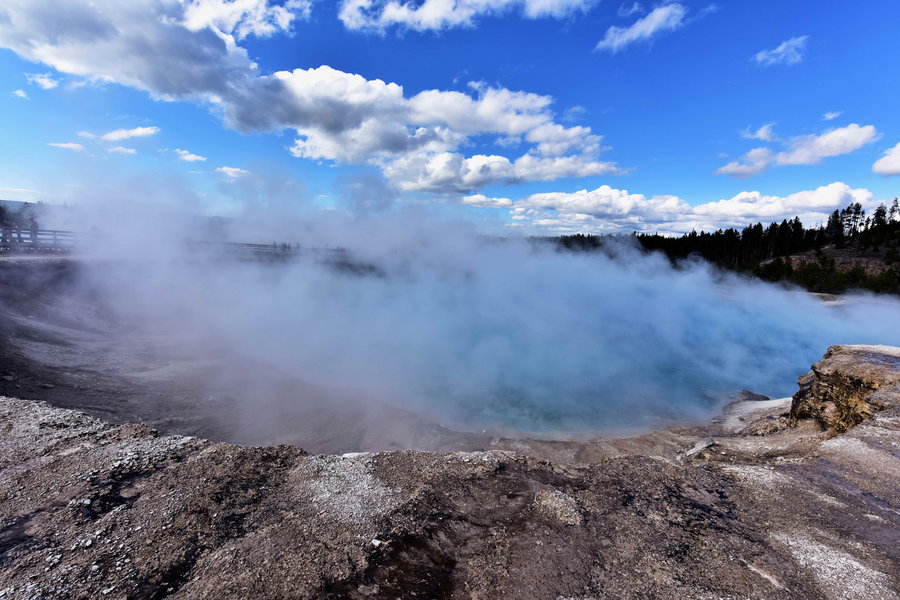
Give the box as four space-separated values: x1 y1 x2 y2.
53 195 900 445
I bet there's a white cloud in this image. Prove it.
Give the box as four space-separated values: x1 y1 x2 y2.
467 182 873 235
0 186 43 195
560 105 587 123
47 142 85 151
463 193 515 208
872 143 900 176
100 126 160 141
474 184 689 219
596 3 687 53
0 1 265 101
741 123 777 142
823 111 842 121
182 0 311 40
715 147 774 178
338 0 596 32
25 72 58 89
753 36 808 66
175 148 207 162
0 186 44 202
279 67 618 191
716 124 879 177
12 89 28 99
776 123 878 165
216 166 250 178
107 146 136 154
0 0 611 194
691 182 869 221
617 2 643 17
384 149 618 193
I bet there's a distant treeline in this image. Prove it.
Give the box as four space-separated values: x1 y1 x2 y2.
551 198 900 294
0 202 41 228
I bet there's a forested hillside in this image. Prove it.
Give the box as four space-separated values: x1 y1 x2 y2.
554 199 900 294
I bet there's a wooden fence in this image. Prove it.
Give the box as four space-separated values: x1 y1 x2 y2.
0 228 348 261
0 228 83 253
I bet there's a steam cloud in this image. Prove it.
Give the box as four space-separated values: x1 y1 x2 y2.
54 195 900 442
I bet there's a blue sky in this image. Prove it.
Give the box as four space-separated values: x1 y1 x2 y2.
1 0 899 234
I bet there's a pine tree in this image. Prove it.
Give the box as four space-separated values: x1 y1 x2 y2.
873 203 888 228
826 210 845 244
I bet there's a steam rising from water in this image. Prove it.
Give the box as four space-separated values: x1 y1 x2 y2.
66 202 900 438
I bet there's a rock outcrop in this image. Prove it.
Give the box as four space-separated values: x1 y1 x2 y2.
0 345 898 599
790 344 900 433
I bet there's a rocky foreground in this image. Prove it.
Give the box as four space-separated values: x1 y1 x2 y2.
0 345 898 600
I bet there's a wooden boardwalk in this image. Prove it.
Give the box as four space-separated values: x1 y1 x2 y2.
0 228 82 253
0 228 348 262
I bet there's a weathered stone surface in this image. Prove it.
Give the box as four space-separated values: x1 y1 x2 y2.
0 346 898 600
790 344 900 433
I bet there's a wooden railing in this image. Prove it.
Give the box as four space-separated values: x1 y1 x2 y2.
0 228 348 261
0 228 84 253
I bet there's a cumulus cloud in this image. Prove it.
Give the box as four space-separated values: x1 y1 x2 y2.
25 72 58 89
691 182 870 222
216 166 250 178
0 1 266 101
776 123 878 165
715 147 774 178
107 146 137 154
466 181 873 235
385 149 618 193
261 68 617 191
12 89 28 99
175 148 207 162
872 143 900 176
596 3 687 53
469 184 689 221
338 0 596 32
182 0 311 39
823 111 842 121
753 35 808 66
101 127 161 142
48 142 85 151
0 0 611 195
716 123 879 178
741 123 777 142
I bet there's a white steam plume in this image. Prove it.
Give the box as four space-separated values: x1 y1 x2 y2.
60 193 900 443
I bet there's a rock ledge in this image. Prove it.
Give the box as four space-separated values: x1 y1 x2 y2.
790 344 900 433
